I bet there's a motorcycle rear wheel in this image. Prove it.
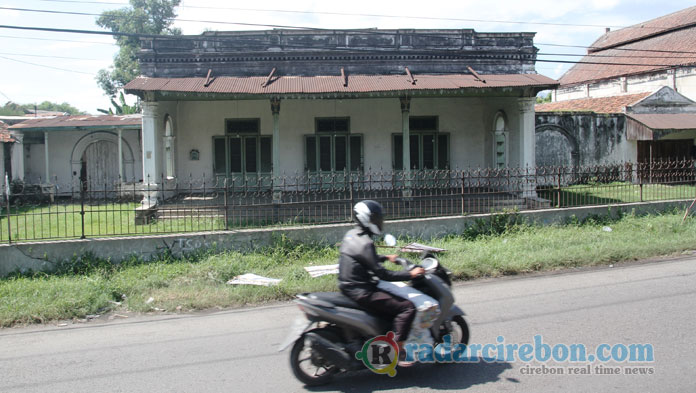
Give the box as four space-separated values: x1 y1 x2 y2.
444 315 470 347
290 328 341 386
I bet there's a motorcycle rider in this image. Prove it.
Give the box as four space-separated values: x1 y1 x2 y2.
338 200 424 365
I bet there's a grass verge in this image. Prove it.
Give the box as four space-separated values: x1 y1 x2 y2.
2 208 696 327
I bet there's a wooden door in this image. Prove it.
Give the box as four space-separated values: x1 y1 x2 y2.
82 140 119 191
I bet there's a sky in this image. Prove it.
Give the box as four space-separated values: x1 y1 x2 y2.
0 0 693 114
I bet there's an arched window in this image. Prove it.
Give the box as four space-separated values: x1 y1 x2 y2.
164 115 175 179
493 111 508 169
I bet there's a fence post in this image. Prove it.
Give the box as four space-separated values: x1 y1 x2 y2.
557 166 562 208
461 171 466 216
223 177 229 230
349 174 354 223
80 182 86 239
5 175 11 244
639 163 644 203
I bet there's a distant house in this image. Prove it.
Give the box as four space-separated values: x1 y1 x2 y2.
537 6 696 167
124 28 557 206
0 121 14 184
536 87 696 167
8 115 142 189
555 6 696 102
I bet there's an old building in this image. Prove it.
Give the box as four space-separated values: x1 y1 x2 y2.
538 6 696 167
555 6 696 102
8 115 142 189
124 28 557 206
536 87 696 167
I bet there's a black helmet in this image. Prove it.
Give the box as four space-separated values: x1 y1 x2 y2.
353 200 384 236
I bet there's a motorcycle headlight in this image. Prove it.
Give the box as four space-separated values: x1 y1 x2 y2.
421 257 439 273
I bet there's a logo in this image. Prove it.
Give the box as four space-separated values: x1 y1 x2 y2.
355 331 400 377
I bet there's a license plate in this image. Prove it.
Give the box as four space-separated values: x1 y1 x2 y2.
278 316 312 351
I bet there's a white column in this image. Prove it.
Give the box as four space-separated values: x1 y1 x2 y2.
400 97 411 172
44 131 50 183
118 128 124 181
271 98 281 180
11 133 24 181
518 97 537 197
141 101 160 185
140 101 161 208
400 97 412 195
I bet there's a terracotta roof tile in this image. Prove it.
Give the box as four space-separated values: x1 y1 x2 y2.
535 92 651 113
0 121 13 143
627 113 696 130
559 7 696 87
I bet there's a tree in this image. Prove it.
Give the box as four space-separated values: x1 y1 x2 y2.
97 91 141 115
0 101 84 116
96 0 181 98
536 91 552 104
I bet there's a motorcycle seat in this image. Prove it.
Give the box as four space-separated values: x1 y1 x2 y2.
307 292 363 310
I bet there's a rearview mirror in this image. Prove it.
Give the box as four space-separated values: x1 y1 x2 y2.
384 234 397 247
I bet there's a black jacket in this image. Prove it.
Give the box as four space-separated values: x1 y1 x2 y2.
338 228 411 298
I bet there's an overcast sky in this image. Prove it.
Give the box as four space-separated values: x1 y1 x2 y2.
0 0 693 114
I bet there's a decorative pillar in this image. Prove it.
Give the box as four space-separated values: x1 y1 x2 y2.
518 97 537 198
400 96 413 196
141 101 160 185
118 128 124 182
270 98 282 202
44 131 50 183
271 98 281 179
10 133 24 181
400 96 411 173
140 100 160 209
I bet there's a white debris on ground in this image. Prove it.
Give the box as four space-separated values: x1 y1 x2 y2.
226 273 282 286
602 226 613 232
400 243 447 253
303 264 339 277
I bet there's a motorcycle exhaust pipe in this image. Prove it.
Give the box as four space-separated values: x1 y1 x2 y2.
305 332 357 371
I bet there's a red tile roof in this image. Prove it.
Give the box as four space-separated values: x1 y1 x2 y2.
125 73 558 95
627 113 696 130
535 92 651 113
0 121 14 143
590 6 696 51
9 114 142 131
560 6 696 87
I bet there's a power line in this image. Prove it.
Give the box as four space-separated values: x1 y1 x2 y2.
1 25 695 70
0 52 100 60
32 0 680 31
0 55 95 75
4 5 696 57
0 34 116 45
0 89 12 102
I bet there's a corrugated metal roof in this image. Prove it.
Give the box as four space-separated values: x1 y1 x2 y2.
560 7 696 87
0 121 14 143
535 92 651 113
125 73 558 95
626 113 696 130
9 114 142 131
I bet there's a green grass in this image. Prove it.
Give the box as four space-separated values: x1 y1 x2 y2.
538 182 696 207
0 203 226 242
2 208 696 327
1 181 694 242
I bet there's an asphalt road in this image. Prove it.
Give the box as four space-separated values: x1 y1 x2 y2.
2 256 695 393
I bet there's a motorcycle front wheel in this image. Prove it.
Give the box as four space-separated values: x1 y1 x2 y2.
289 328 340 386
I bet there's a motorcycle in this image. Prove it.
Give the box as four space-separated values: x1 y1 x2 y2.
278 234 469 386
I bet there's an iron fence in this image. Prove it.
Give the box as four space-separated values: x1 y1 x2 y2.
2 159 695 243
